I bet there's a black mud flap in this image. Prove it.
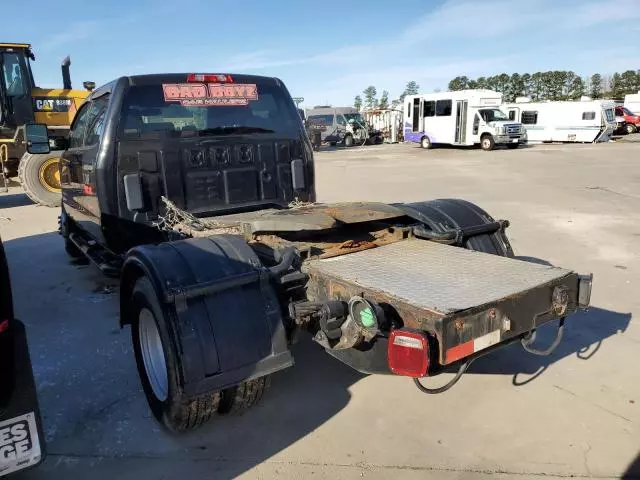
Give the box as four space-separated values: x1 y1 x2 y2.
0 320 45 477
395 198 514 257
122 235 293 398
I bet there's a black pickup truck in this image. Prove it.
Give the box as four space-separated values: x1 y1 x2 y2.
0 236 45 476
24 73 593 433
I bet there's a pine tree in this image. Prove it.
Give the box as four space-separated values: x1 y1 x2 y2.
590 73 602 99
363 86 378 109
378 90 389 109
610 73 624 99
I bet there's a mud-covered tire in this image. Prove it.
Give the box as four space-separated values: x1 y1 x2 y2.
480 134 495 151
130 276 220 432
218 376 271 415
18 152 63 207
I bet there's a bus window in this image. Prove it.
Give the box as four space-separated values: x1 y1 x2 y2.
436 100 452 116
424 101 435 117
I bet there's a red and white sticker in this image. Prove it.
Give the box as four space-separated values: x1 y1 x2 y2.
162 83 258 106
445 329 502 364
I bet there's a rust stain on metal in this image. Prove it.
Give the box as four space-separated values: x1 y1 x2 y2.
253 227 403 260
454 318 464 331
305 272 444 333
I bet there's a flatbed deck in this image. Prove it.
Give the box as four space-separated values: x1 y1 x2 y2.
304 239 580 365
305 239 572 315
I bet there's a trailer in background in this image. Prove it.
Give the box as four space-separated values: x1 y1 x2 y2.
501 98 617 143
362 109 404 143
403 90 526 151
624 91 640 116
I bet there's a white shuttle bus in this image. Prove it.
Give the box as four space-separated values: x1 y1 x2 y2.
403 89 526 151
500 98 617 143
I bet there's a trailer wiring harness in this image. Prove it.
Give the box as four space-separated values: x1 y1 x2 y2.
413 317 567 394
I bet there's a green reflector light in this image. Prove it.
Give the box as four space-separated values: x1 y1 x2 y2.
359 307 376 328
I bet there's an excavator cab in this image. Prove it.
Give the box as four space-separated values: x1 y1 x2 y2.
0 42 91 207
0 43 36 136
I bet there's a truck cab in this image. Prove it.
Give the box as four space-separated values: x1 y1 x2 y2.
475 106 526 148
51 73 314 255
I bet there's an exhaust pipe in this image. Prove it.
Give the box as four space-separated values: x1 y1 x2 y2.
61 56 72 90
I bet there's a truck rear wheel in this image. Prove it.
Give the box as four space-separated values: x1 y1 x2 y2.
18 152 63 207
130 277 220 432
480 134 495 151
218 376 271 415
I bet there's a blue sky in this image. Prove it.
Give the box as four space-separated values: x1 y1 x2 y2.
4 0 639 108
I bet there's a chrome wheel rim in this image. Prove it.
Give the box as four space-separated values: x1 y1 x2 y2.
139 308 168 401
482 139 490 149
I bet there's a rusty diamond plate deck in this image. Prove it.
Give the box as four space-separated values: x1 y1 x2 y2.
305 239 572 315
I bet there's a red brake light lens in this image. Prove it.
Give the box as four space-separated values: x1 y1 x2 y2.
388 329 429 377
187 73 233 83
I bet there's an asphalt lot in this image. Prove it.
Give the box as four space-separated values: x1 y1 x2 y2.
2 140 639 479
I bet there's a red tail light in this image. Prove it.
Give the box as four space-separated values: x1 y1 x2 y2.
388 329 429 377
187 73 233 83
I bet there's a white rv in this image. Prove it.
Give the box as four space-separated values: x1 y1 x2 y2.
624 91 640 115
500 98 617 143
403 90 526 151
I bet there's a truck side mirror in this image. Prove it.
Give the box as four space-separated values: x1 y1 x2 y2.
24 124 50 154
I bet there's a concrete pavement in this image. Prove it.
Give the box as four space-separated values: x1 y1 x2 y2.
2 140 638 479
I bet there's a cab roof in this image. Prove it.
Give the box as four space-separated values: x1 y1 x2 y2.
125 73 280 86
0 42 31 49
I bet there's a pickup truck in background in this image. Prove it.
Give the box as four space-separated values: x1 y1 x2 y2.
0 236 45 477
615 105 640 134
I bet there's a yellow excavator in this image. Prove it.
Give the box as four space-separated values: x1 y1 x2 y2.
0 42 93 206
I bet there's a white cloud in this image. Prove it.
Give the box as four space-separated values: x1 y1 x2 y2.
41 20 99 50
223 51 303 70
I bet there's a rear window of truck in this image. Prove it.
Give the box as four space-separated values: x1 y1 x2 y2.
118 83 300 138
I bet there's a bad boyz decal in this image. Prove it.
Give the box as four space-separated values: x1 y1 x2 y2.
162 83 258 106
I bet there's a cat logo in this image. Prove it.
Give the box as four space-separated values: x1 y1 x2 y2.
32 97 73 113
35 99 54 111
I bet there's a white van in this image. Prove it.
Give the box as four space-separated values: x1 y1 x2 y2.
501 99 617 143
403 89 526 151
306 107 380 147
